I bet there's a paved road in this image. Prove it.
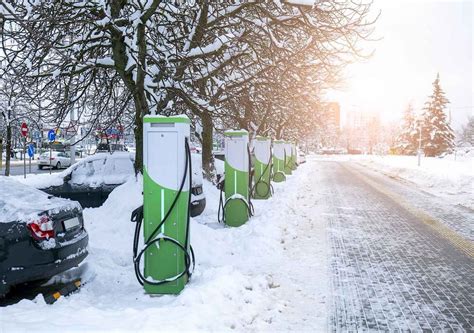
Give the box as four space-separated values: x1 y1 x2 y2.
317 160 473 332
1 164 63 176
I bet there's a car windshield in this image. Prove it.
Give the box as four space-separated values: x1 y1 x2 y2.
71 158 105 186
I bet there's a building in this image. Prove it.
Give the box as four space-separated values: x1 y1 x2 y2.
327 102 341 130
343 111 382 153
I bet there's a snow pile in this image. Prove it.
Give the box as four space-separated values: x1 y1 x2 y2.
346 153 474 209
2 161 325 331
12 170 67 188
0 176 80 223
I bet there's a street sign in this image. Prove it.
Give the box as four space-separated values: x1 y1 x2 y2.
27 144 35 158
21 123 28 137
48 129 56 142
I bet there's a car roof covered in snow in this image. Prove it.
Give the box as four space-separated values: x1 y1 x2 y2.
0 176 81 223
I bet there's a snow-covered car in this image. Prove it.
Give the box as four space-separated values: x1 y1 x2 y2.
38 151 72 170
39 152 206 217
0 177 89 297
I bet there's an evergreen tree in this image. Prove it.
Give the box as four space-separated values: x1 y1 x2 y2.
421 73 455 156
395 103 418 155
460 116 474 146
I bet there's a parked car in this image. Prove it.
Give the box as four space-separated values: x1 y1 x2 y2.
95 143 127 154
38 151 72 170
0 177 89 297
39 152 206 217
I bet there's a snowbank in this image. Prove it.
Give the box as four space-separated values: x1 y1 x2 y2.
320 152 473 209
2 161 324 331
0 176 80 223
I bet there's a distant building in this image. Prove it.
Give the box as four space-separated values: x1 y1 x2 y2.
343 111 382 153
327 102 341 130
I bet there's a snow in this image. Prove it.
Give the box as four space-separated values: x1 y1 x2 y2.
0 176 81 223
225 129 248 135
1 159 328 331
316 152 474 210
51 69 60 79
285 0 318 6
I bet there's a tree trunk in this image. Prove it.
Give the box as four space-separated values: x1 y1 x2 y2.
0 137 2 171
201 111 214 181
132 93 147 175
275 126 283 140
5 124 12 176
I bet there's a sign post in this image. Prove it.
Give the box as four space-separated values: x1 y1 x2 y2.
27 144 35 174
48 129 56 175
20 123 28 137
20 123 28 179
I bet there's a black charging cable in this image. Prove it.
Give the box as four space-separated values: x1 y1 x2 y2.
250 148 274 198
131 138 195 286
216 143 254 224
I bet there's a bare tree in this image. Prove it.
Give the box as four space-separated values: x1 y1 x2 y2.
1 0 377 178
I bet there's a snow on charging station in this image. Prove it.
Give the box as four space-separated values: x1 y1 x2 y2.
224 130 250 227
137 115 193 295
272 140 286 182
253 136 272 199
284 141 293 175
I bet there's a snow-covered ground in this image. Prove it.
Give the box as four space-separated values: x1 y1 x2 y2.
317 152 473 210
1 161 328 332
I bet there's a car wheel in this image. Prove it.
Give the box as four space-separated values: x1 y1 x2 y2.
190 198 206 217
38 165 43 170
56 162 61 169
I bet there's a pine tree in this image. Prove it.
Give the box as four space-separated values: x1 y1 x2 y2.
395 103 418 155
421 73 455 157
460 116 474 146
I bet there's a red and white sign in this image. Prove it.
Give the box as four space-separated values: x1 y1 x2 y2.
20 122 28 137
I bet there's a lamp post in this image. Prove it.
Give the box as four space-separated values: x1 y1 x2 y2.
417 116 423 167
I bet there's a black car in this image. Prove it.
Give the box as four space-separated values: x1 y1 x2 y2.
39 152 206 217
0 177 89 297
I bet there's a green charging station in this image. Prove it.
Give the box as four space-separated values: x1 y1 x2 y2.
272 140 286 182
291 142 297 170
224 130 250 227
252 136 272 199
284 142 293 175
135 115 193 295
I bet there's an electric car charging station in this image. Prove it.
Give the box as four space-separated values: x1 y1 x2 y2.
284 141 293 175
222 130 251 227
272 140 286 182
132 115 194 295
252 136 272 199
291 142 298 170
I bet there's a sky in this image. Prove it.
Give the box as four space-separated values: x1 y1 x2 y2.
327 0 473 131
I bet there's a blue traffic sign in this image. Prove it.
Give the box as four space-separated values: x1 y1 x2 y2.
48 129 56 142
27 144 35 158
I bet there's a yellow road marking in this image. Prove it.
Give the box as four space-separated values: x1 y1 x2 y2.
342 163 474 258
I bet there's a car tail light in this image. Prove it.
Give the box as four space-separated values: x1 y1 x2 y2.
27 215 55 240
50 157 55 160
